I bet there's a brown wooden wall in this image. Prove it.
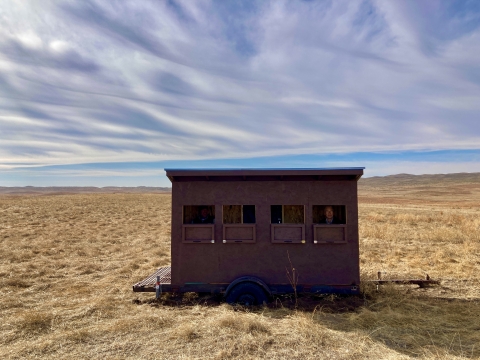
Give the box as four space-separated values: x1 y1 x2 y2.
170 180 360 286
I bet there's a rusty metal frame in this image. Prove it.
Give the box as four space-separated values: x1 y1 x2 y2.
368 279 440 288
368 272 440 288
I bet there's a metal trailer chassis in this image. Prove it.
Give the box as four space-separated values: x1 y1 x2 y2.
133 266 360 305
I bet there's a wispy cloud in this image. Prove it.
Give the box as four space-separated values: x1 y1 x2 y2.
0 0 479 176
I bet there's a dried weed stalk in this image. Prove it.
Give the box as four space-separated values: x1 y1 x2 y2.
285 250 299 309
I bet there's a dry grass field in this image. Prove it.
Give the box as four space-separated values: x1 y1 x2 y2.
1 174 479 359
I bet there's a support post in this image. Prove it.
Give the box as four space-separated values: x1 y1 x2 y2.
155 276 161 299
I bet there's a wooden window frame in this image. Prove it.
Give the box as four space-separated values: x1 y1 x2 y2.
271 224 306 244
222 205 256 225
222 224 256 244
312 205 347 225
313 224 347 244
222 205 256 244
182 205 215 225
182 224 215 244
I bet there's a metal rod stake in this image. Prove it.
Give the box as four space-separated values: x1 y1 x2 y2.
155 276 161 299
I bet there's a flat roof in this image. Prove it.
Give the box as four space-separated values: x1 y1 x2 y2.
165 168 364 182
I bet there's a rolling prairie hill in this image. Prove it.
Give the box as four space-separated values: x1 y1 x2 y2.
358 172 480 205
362 172 480 186
0 186 171 195
2 171 479 195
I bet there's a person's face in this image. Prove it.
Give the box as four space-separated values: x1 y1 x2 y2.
201 208 208 218
324 206 334 220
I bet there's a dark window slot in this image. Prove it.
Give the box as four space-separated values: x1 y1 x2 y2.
271 205 282 223
313 205 346 224
183 205 215 224
271 205 304 224
243 205 256 224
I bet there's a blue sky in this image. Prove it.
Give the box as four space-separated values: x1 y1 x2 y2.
1 0 480 186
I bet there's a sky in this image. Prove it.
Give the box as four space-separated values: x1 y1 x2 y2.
1 0 480 187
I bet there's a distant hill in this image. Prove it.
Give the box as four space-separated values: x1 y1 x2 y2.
359 172 480 187
0 186 171 195
2 172 479 195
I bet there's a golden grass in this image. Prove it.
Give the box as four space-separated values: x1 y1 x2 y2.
283 205 304 224
223 205 242 224
1 180 479 359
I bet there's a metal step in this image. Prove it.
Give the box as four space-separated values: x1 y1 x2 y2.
133 266 171 291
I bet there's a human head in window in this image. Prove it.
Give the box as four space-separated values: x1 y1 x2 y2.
322 206 338 224
193 206 214 224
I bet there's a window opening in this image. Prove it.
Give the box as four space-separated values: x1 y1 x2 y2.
270 205 304 224
223 205 256 224
243 205 256 224
183 205 215 224
313 205 346 224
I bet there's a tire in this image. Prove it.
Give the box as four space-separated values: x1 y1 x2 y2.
226 282 268 305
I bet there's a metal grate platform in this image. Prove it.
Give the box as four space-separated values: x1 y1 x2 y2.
133 266 171 290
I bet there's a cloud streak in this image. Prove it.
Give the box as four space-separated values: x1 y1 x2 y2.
0 0 479 172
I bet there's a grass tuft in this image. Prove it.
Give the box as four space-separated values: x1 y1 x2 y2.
19 312 53 334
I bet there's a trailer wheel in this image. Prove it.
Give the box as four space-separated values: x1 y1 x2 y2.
226 283 268 305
